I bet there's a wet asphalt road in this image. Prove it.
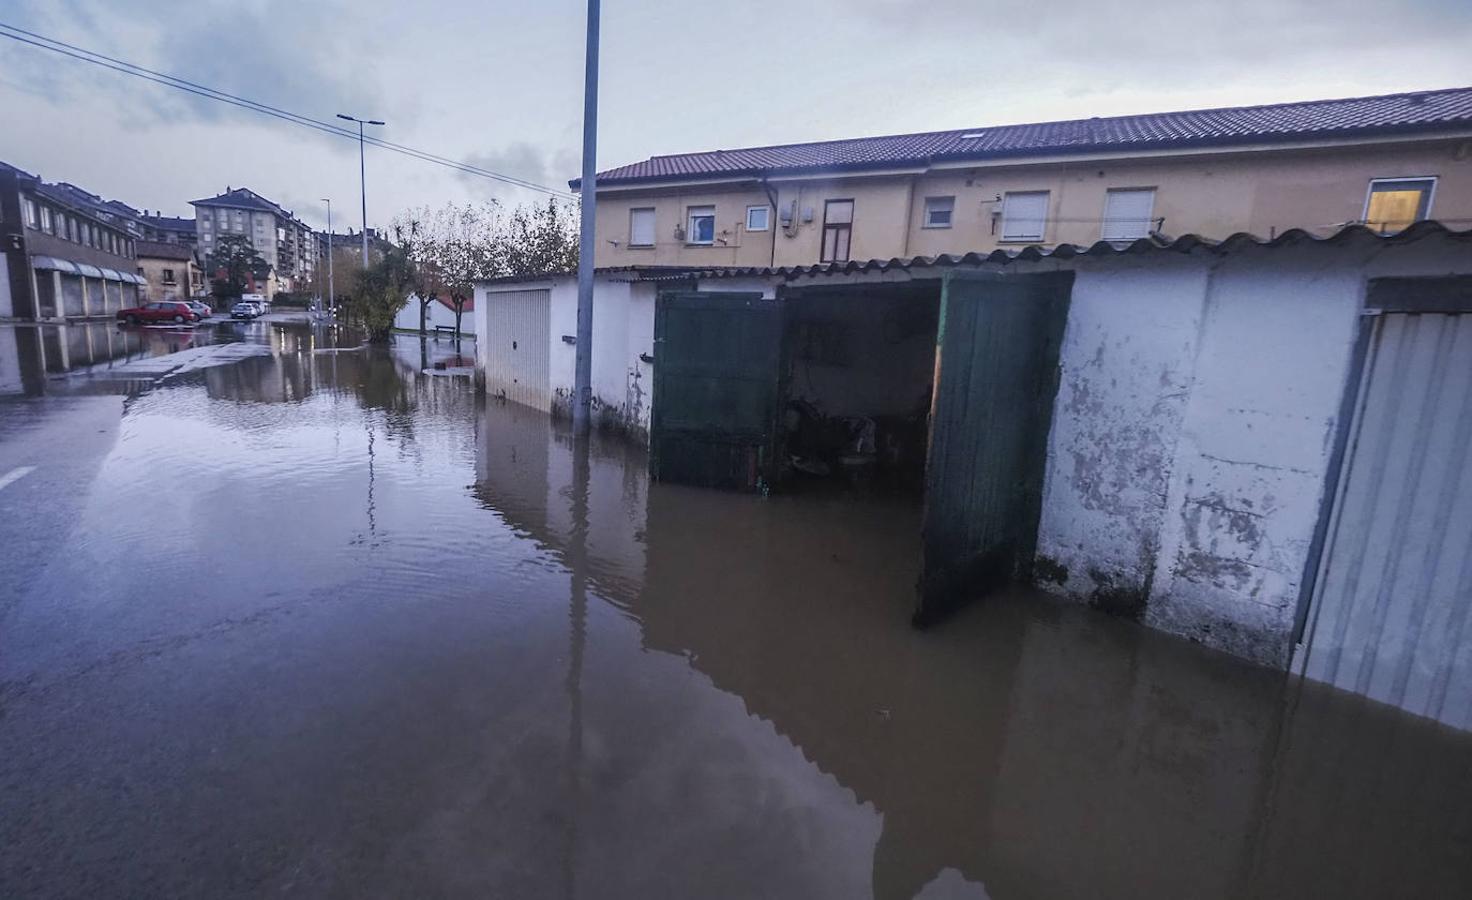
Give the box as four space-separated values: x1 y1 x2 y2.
1 318 1470 899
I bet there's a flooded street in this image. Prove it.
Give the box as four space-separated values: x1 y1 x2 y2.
1 319 1470 899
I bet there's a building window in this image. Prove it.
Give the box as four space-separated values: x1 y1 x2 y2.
1000 191 1049 242
686 205 715 245
923 196 954 229
1101 188 1157 242
67 217 78 242
821 199 854 262
1364 177 1435 234
629 207 656 247
22 198 38 228
40 206 53 234
746 205 770 232
162 268 176 284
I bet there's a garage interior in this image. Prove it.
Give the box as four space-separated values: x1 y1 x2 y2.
777 281 941 494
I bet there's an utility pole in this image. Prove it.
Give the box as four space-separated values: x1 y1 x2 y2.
320 198 334 315
337 113 385 267
572 0 600 435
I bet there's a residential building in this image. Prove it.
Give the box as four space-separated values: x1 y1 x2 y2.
191 187 318 292
0 161 146 320
135 240 203 301
316 226 390 262
580 86 1472 268
139 212 198 249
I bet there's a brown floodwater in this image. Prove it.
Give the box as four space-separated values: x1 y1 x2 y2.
1 320 1469 898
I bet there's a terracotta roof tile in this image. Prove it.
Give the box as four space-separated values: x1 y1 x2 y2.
580 86 1472 187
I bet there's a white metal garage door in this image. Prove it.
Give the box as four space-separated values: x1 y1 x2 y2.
484 288 551 411
1298 307 1472 729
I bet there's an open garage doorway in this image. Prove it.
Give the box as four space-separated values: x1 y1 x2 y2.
779 281 941 495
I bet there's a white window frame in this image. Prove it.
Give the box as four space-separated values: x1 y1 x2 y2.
1100 187 1157 242
922 196 955 229
629 207 656 247
745 205 770 232
1362 176 1437 231
1000 191 1049 242
22 198 38 228
41 206 54 234
686 205 716 246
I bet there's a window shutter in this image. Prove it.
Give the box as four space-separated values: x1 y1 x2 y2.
1101 189 1155 241
630 208 655 246
1001 192 1048 241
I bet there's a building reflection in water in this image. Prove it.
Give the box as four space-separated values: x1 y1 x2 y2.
0 321 214 396
471 398 1472 900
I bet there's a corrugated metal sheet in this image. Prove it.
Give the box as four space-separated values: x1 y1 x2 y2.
1299 312 1472 729
580 87 1472 187
650 292 781 492
919 271 1073 622
483 289 551 411
474 222 1472 290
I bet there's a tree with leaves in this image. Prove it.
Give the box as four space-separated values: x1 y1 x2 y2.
206 234 271 302
342 243 416 342
393 199 579 337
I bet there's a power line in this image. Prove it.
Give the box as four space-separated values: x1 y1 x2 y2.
0 22 576 199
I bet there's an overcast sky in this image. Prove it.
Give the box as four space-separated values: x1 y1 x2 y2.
2 0 1469 233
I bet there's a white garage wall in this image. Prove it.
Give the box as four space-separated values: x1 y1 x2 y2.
1036 235 1472 666
478 276 660 441
1034 257 1212 617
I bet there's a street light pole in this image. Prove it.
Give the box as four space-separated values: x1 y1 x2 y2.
320 198 333 315
572 0 600 435
336 113 385 268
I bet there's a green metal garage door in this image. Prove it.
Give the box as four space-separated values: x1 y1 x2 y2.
651 291 782 492
917 271 1073 624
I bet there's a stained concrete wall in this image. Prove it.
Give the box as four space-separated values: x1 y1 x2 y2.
1034 233 1472 665
476 276 657 441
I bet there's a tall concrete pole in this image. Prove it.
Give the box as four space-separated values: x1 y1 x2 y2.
357 120 369 266
572 0 600 435
321 198 334 313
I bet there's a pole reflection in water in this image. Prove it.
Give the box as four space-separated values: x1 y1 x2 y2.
2 320 1468 900
471 397 1472 900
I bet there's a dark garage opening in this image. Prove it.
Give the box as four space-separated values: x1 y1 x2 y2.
779 281 941 494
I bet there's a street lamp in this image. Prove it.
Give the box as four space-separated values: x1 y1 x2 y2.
336 113 385 267
320 197 333 315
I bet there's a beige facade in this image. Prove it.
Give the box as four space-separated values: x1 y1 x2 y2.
136 247 201 301
592 136 1472 269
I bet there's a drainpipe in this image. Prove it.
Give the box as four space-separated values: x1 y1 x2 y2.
900 175 918 258
761 178 780 268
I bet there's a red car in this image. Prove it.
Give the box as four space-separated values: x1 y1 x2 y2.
117 301 198 326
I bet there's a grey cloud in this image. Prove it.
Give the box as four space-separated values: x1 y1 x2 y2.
459 142 579 198
3 0 389 137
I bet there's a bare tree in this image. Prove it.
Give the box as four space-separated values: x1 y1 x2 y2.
392 199 579 338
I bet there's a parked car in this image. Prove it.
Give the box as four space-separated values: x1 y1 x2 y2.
183 300 213 319
117 301 198 326
231 301 260 319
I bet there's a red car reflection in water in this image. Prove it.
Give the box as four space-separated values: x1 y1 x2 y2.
117 301 199 326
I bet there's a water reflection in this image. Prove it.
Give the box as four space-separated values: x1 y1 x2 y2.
0 321 224 396
472 399 1472 900
2 320 1469 899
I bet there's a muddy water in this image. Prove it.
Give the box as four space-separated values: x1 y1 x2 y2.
1 321 1469 898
